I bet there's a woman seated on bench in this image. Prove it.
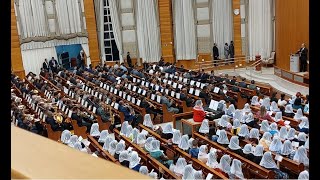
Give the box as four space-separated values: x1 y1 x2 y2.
260 120 271 133
216 129 230 147
259 132 272 149
193 100 212 122
149 139 173 168
228 136 244 156
269 136 283 154
242 143 255 161
173 158 188 177
144 136 156 152
283 104 295 118
230 159 245 179
179 134 190 151
280 140 295 159
137 133 146 148
217 154 232 177
198 145 209 163
161 123 174 140
255 105 273 122
252 145 264 164
143 114 154 129
231 119 241 135
238 124 249 140
273 112 285 126
249 128 260 144
298 116 309 134
259 151 289 179
114 140 126 161
119 150 130 167
293 108 304 121
206 150 219 168
292 132 307 146
129 151 142 172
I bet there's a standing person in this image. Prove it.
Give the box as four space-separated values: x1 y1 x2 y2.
213 43 219 67
49 57 59 73
126 52 132 68
224 43 229 64
229 41 235 63
296 43 308 72
42 59 50 72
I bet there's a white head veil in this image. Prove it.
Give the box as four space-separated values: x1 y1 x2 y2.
198 145 208 159
125 125 133 137
232 119 241 129
293 146 309 166
206 151 219 168
68 135 79 148
228 136 241 150
253 145 264 156
98 130 109 143
298 116 309 129
163 123 173 134
279 126 288 140
115 140 126 155
182 164 195 180
298 170 309 180
304 137 309 149
172 129 182 144
74 142 83 151
269 136 283 152
145 137 155 152
90 123 100 136
260 120 270 132
286 128 296 140
218 115 229 127
119 150 129 162
137 133 146 145
179 134 190 150
249 128 260 140
261 132 272 142
120 121 129 135
230 159 244 179
281 140 293 156
61 130 71 144
251 96 260 106
243 144 253 154
139 166 149 175
289 95 296 104
274 112 282 122
270 122 278 131
219 154 231 173
108 140 118 156
103 136 114 150
238 124 249 137
129 151 141 168
150 140 162 152
194 170 202 179
297 132 307 142
259 151 278 169
199 119 209 134
217 130 230 144
285 104 294 113
245 113 254 123
227 104 236 115
270 101 279 112
188 138 194 149
242 103 251 113
143 114 153 128
233 109 243 121
294 108 304 120
261 98 271 110
174 158 187 175
131 128 139 144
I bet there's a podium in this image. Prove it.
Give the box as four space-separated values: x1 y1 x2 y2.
290 54 299 72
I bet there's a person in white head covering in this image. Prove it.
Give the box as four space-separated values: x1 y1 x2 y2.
114 140 126 160
251 96 260 106
139 166 149 175
286 128 296 140
270 101 280 112
60 130 71 144
174 158 187 176
98 130 109 143
144 137 155 152
293 146 309 167
230 159 244 179
206 150 219 168
228 136 243 156
245 112 256 127
249 128 260 144
298 170 309 180
242 103 251 113
219 154 231 174
295 132 307 146
273 112 284 124
125 125 133 138
289 95 296 104
188 138 195 149
137 133 146 147
182 164 195 180
260 151 289 178
119 150 130 167
143 114 153 129
68 135 78 148
242 144 254 161
294 108 304 120
73 142 87 153
233 109 243 122
269 136 283 153
284 104 295 117
172 129 182 145
194 170 203 179
198 145 209 163
252 145 264 164
231 119 241 135
193 100 206 122
259 132 272 149
150 140 173 167
108 140 118 156
304 136 309 150
260 120 270 132
261 97 271 110
130 128 139 143
90 123 100 137
179 134 190 151
162 123 174 140
218 115 231 128
226 104 236 117
217 130 230 146
148 169 158 179
129 151 142 171
102 136 114 150
279 126 288 140
120 121 129 135
280 140 294 158
269 122 279 136
298 116 309 134
238 124 249 138
199 119 209 134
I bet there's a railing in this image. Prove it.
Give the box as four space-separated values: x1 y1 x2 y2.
245 58 262 80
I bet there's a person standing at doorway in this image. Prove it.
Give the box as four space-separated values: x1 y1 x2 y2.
296 43 308 72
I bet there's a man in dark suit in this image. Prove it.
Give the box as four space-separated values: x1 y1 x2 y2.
213 43 219 66
49 57 59 73
238 78 247 88
199 86 211 105
126 52 132 68
229 41 235 63
42 59 50 72
297 43 308 72
45 112 64 132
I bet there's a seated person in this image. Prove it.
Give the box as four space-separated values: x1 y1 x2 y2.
283 104 295 118
273 112 285 126
216 129 230 147
259 132 272 149
206 150 220 168
270 101 280 112
259 152 289 179
217 155 231 177
293 108 304 121
193 100 213 122
129 151 142 172
280 140 295 159
198 145 209 163
142 114 153 129
269 122 279 136
228 136 244 156
160 92 179 114
231 119 241 135
173 158 188 177
118 101 138 126
292 92 303 110
298 116 309 134
149 140 173 168
238 124 249 140
293 146 309 168
229 159 245 179
303 95 309 113
270 92 278 103
245 112 258 128
251 96 260 106
114 141 126 161
249 128 260 144
298 170 309 180
255 105 273 122
277 93 287 107
252 145 264 164
161 123 174 140
292 132 307 146
269 136 283 154
178 134 190 151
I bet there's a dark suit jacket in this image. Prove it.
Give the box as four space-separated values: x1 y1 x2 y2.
213 46 219 58
46 116 63 131
199 91 210 105
239 82 247 88
119 105 134 121
229 44 235 56
180 93 193 107
49 59 58 68
43 62 50 70
297 48 308 61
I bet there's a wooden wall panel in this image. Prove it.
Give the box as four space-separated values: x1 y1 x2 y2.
275 0 309 71
176 60 196 70
232 0 242 56
84 0 100 68
158 0 175 63
11 0 25 78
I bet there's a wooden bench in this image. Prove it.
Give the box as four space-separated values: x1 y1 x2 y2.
45 124 62 141
71 120 87 139
87 135 118 163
